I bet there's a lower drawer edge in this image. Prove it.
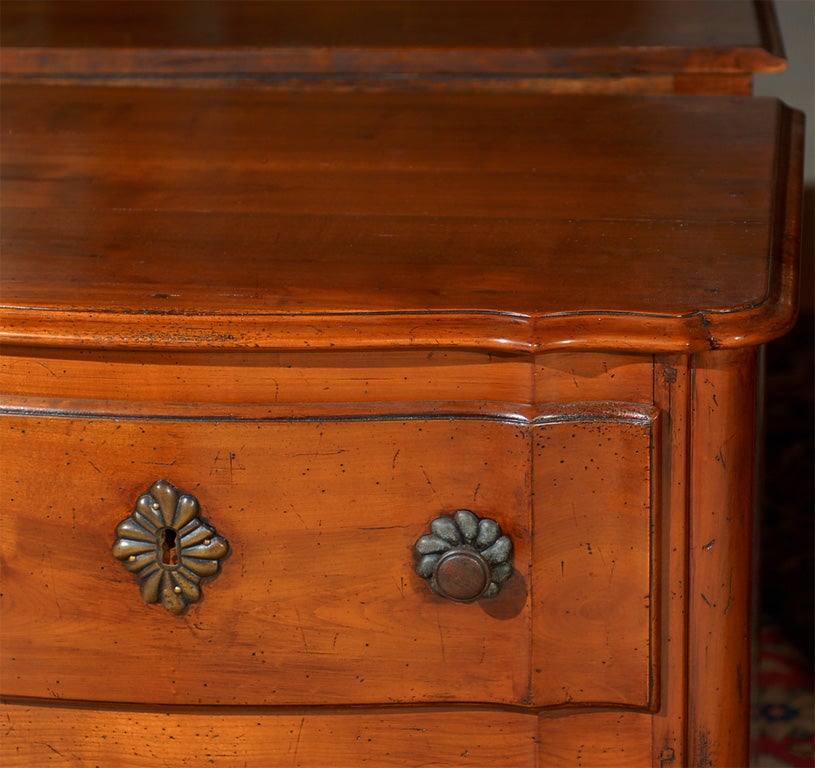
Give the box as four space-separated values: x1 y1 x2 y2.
1 699 657 768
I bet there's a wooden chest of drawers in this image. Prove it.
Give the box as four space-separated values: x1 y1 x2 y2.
0 81 803 766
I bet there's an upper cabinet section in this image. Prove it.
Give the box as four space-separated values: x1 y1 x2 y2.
0 1 786 93
0 87 803 354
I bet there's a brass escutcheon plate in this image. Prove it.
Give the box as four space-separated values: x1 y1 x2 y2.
112 480 229 615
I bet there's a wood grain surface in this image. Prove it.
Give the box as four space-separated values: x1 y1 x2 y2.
0 86 804 353
0 348 655 411
0 8 803 763
0 701 660 767
649 355 693 765
687 348 758 768
532 409 658 710
1 400 656 710
1 413 531 706
0 1 786 78
0 701 540 767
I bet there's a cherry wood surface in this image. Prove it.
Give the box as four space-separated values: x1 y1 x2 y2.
649 355 692 763
531 411 658 710
1 414 532 706
1 401 656 709
0 86 804 354
0 0 785 81
0 350 796 765
0 701 658 768
0 19 805 764
0 348 656 412
687 349 758 768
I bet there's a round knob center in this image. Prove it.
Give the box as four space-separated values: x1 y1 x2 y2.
433 549 490 602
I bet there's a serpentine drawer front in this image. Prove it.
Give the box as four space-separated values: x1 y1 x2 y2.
2 405 656 710
0 81 803 766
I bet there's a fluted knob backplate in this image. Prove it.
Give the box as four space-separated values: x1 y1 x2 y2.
414 510 513 602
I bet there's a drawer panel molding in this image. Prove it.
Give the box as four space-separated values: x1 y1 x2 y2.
531 403 660 710
2 402 659 711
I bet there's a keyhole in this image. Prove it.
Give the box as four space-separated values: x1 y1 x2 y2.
160 528 179 566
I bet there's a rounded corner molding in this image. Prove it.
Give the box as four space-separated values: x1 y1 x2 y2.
112 479 229 615
413 510 513 602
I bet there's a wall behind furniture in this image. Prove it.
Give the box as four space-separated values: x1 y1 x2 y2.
755 0 814 310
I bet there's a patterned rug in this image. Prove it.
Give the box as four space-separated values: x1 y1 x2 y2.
754 624 815 767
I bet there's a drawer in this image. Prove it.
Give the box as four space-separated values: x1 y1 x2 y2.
2 412 531 707
0 404 656 709
531 407 659 709
0 701 655 768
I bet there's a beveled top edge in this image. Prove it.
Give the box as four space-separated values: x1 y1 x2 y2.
0 301 798 355
0 0 787 77
0 92 803 355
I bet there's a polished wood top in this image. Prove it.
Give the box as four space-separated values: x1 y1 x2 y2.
0 1 786 78
0 86 803 353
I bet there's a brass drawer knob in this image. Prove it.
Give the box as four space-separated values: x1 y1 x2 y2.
112 480 229 615
414 510 513 602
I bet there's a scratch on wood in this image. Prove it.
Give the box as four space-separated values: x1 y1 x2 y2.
700 593 713 608
291 716 305 764
292 508 309 532
703 539 716 551
392 449 400 468
33 360 58 377
714 447 727 468
210 450 222 476
44 545 63 620
737 664 745 703
436 611 447 661
294 608 309 651
419 464 439 499
292 449 347 457
358 524 406 531
724 570 733 615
